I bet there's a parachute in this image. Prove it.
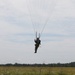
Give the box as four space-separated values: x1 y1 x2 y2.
27 0 57 37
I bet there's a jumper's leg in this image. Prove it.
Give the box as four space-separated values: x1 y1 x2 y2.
35 46 38 53
35 44 39 53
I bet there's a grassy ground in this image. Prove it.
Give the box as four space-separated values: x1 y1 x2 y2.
0 66 75 75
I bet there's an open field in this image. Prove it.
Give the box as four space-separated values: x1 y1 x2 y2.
0 66 75 75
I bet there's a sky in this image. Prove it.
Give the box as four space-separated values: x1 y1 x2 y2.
0 0 75 64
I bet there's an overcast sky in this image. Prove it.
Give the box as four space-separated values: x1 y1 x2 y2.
0 0 75 64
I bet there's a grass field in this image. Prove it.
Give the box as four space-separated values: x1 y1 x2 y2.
0 66 75 75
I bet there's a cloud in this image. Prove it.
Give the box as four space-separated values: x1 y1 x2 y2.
0 0 75 63
0 0 75 40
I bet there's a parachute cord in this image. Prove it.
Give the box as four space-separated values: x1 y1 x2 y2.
26 0 57 37
40 16 49 37
26 0 36 34
40 0 57 37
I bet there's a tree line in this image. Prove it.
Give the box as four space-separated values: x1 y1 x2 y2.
0 62 75 67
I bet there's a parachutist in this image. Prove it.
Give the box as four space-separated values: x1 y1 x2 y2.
34 37 41 53
34 32 41 53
